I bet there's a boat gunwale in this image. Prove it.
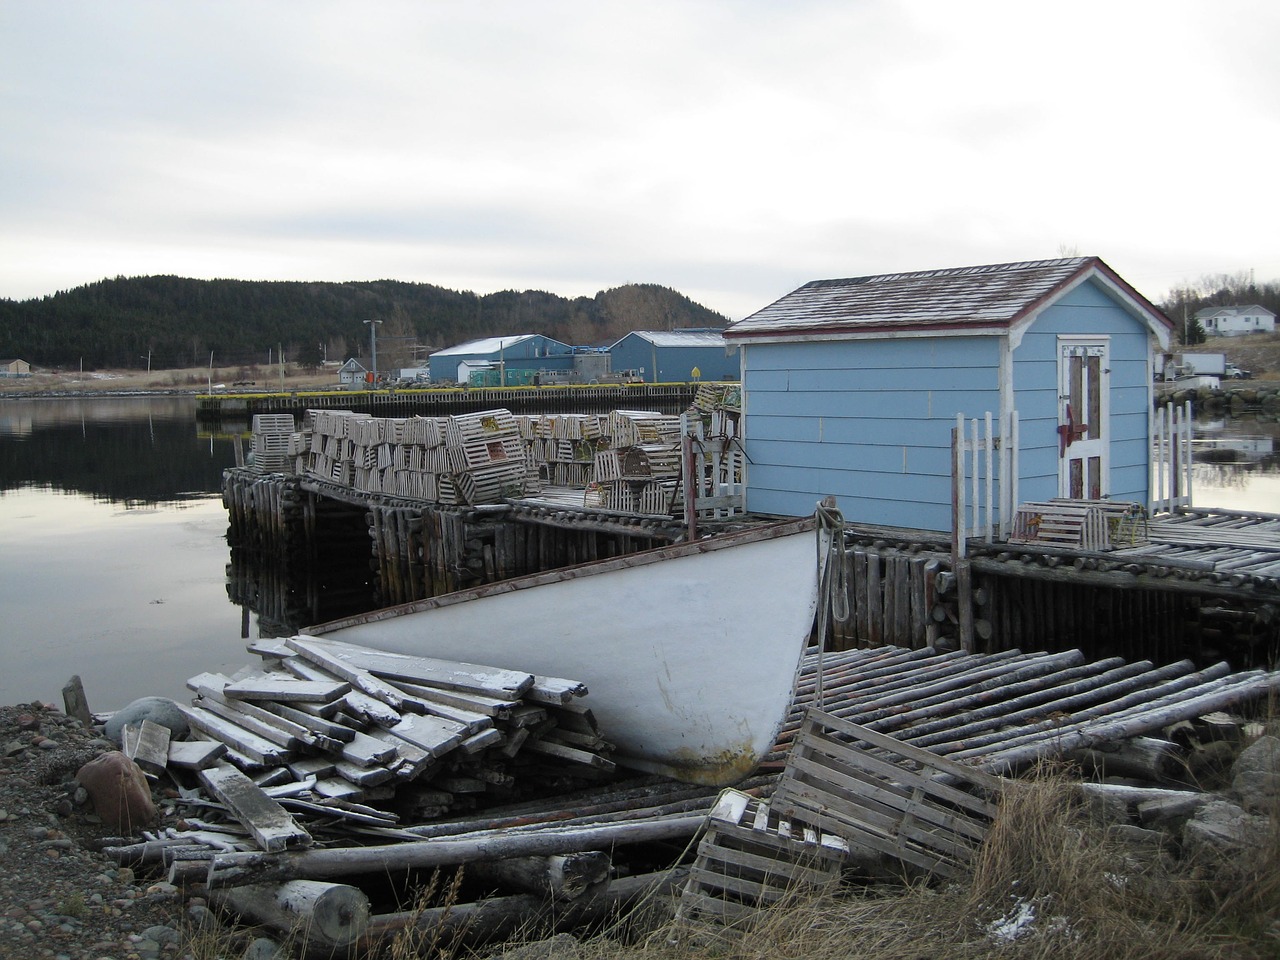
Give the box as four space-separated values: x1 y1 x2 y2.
306 515 818 635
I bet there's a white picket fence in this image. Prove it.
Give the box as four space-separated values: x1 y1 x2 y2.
952 411 1020 557
1151 399 1193 514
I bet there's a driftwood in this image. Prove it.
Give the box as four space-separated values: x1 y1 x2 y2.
213 880 371 949
467 851 611 901
204 815 705 888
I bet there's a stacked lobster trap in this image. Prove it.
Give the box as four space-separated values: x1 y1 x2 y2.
249 386 744 516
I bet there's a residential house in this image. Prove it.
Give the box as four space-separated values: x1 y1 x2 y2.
0 359 31 377
1194 305 1276 337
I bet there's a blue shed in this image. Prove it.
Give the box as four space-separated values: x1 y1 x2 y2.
608 329 735 383
723 257 1174 532
428 334 574 384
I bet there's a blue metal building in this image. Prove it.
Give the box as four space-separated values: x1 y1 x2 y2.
428 334 574 384
608 329 735 383
723 257 1174 531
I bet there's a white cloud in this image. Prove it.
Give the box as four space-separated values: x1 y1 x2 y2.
2 0 1277 320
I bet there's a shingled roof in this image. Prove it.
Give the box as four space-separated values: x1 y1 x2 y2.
725 256 1173 340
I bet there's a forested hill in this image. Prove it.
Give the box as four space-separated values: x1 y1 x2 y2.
0 276 729 371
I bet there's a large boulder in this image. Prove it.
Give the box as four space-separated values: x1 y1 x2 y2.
103 697 188 745
1181 799 1271 863
1231 735 1280 814
76 751 157 833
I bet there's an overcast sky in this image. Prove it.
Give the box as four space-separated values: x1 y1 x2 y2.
3 1 1277 320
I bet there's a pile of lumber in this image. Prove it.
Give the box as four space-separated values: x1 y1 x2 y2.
165 634 615 845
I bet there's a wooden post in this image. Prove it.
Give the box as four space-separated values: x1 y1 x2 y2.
951 424 976 652
682 433 698 539
61 675 92 726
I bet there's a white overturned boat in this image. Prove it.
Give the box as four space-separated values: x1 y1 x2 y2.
307 517 826 785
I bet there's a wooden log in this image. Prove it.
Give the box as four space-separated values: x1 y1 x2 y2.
202 815 706 888
467 851 612 901
213 880 370 950
1067 736 1184 782
355 867 686 956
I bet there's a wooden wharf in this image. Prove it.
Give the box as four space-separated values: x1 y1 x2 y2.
197 382 702 422
224 454 1280 673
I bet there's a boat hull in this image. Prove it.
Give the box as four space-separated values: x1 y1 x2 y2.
307 518 822 785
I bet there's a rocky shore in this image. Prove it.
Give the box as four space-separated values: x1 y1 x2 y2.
0 701 246 960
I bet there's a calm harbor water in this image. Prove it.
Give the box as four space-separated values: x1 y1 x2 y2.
1 396 1279 711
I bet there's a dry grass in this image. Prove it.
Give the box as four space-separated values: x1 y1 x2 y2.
167 759 1279 960
3 364 341 394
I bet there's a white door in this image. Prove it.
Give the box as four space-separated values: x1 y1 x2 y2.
1058 338 1109 499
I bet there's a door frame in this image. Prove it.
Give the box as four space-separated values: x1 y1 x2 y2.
1057 335 1111 499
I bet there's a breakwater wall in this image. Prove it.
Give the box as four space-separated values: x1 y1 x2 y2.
198 382 703 422
1157 381 1280 416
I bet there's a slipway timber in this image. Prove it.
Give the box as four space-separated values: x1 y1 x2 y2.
127 638 1280 954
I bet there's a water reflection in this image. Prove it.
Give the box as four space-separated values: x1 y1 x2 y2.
1192 413 1280 513
0 396 234 504
3 396 1280 709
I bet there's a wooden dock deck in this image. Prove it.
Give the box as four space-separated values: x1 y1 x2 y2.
1117 507 1280 578
197 382 703 421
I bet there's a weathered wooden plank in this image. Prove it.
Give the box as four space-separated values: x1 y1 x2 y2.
222 676 350 704
524 676 590 705
167 739 229 771
390 680 516 720
459 727 505 754
524 738 616 772
190 691 304 752
288 634 536 699
287 756 336 781
123 720 172 776
261 701 358 742
179 706 289 767
364 729 436 780
333 759 398 787
286 637 410 711
198 763 312 854
379 713 468 758
338 730 400 768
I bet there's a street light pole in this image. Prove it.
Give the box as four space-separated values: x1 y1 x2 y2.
363 319 383 387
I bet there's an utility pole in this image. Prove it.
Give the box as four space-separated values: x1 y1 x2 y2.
364 319 383 387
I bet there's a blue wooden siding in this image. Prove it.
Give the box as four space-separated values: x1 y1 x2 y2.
608 335 738 382
1014 279 1153 503
739 277 1157 529
741 337 1002 529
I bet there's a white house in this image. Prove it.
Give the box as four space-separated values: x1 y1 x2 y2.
337 358 368 388
1195 305 1276 337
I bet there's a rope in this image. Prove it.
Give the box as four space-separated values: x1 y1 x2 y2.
813 499 850 712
